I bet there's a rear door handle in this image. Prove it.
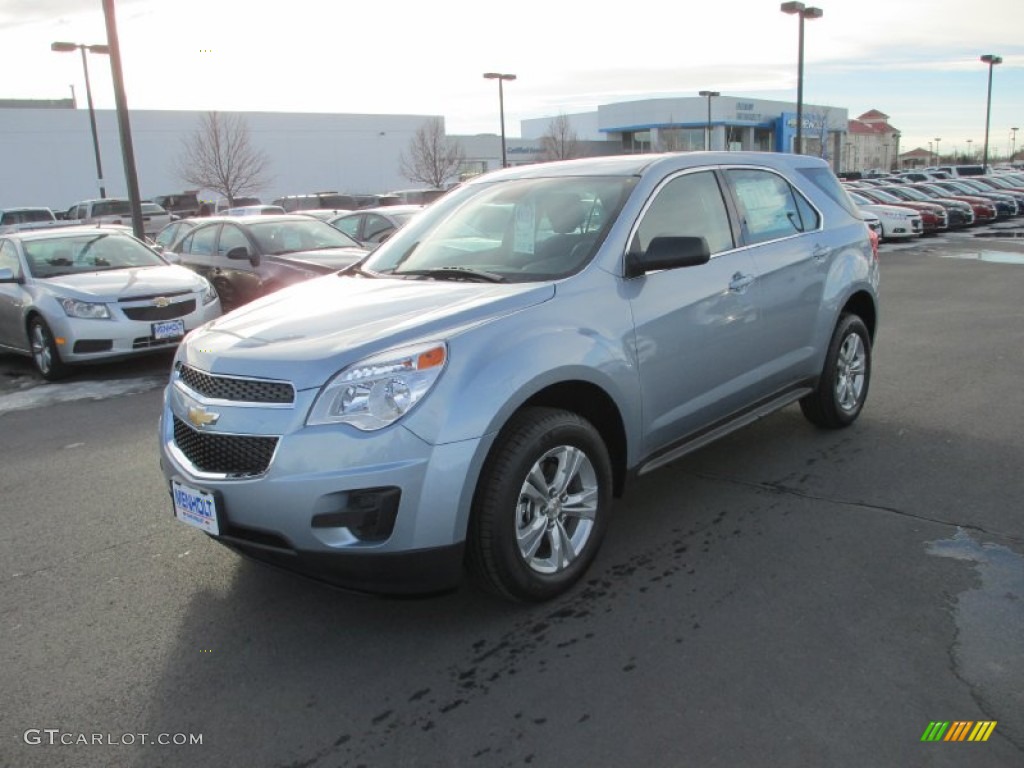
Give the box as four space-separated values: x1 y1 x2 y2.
729 272 755 293
813 244 832 261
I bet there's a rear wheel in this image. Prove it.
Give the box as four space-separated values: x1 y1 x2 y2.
800 313 871 429
468 407 612 602
29 317 70 381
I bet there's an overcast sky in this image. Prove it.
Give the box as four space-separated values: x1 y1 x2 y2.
1 0 1021 157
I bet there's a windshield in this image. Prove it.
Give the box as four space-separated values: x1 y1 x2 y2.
23 233 166 278
363 176 634 282
246 219 361 254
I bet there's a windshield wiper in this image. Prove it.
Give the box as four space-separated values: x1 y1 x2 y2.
395 266 506 283
339 258 376 277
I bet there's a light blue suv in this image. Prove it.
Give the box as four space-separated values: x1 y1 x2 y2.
159 152 879 601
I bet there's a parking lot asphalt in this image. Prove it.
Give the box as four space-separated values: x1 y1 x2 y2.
1 222 1022 768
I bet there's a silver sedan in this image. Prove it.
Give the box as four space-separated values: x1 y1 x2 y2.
0 226 221 380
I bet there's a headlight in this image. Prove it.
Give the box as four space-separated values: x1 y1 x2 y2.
307 342 447 430
200 281 218 305
58 298 110 319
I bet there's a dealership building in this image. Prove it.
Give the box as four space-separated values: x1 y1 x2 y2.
0 95 848 211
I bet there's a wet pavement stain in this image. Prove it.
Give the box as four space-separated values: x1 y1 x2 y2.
927 529 1024 750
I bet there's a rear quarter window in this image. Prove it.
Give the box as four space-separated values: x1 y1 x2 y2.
797 166 860 218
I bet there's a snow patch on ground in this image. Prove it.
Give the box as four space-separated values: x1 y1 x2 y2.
0 376 166 416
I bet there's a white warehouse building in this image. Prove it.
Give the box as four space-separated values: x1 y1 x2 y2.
1 94 849 212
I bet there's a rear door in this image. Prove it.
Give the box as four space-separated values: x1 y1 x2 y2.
723 167 827 388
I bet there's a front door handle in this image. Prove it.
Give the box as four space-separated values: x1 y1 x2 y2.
813 244 832 261
729 272 755 293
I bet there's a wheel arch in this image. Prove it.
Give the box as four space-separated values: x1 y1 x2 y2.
841 289 877 341
499 380 628 498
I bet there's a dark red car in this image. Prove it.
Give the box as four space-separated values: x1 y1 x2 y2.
909 184 997 224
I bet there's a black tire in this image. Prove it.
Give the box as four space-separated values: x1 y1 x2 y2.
28 316 70 381
467 407 612 602
800 313 871 429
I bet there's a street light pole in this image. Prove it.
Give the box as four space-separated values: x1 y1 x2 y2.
51 41 110 199
698 90 719 150
934 137 942 165
980 54 1002 171
1012 127 1019 163
102 0 145 240
483 72 516 169
780 2 823 155
966 138 973 161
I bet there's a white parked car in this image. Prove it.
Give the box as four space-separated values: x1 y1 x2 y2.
847 191 922 240
65 199 173 238
0 227 220 379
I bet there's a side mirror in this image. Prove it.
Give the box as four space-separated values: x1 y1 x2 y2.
0 267 21 283
227 246 259 266
624 236 711 278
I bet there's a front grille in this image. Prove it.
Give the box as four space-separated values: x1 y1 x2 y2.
173 416 278 476
123 300 196 321
133 336 179 350
178 364 295 404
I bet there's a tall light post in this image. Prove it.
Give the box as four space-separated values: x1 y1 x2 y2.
934 137 942 165
1012 127 1019 163
780 2 823 154
51 41 110 199
483 72 516 169
698 90 719 150
966 138 973 161
980 54 1002 170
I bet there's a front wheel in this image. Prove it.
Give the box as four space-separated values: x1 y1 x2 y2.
29 317 70 381
800 314 871 429
468 407 612 602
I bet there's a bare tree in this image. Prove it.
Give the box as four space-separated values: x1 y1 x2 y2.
540 114 581 161
803 107 833 161
176 112 271 205
399 118 465 189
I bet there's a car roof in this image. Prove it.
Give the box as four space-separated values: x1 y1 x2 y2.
191 214 332 225
465 151 830 185
339 205 424 217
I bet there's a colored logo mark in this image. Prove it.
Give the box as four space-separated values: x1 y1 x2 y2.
921 721 997 742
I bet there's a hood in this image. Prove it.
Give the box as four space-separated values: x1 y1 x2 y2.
38 264 207 300
184 275 555 389
270 247 368 271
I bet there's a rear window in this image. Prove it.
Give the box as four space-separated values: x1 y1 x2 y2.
92 200 132 217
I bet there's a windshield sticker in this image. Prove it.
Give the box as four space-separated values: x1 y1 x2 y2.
513 202 536 255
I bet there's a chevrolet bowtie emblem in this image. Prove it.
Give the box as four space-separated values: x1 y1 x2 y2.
154 296 171 308
187 405 220 428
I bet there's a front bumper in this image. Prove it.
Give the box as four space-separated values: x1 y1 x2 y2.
158 377 480 594
52 295 221 364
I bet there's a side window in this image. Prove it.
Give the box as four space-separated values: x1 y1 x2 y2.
0 240 21 277
185 225 218 256
217 225 249 260
728 169 818 244
333 216 361 239
635 171 734 255
363 215 392 242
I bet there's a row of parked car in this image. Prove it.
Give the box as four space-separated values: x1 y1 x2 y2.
0 195 429 378
843 168 1024 241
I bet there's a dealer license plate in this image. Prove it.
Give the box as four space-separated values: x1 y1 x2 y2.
172 480 220 535
153 319 185 340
